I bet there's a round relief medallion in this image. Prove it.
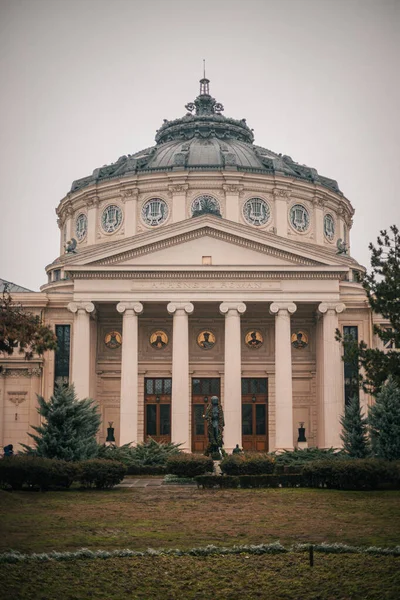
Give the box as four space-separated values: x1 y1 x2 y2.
150 330 169 349
324 213 335 241
191 195 220 216
243 198 270 226
101 204 123 233
197 330 216 350
75 213 87 241
291 331 309 350
142 198 169 226
245 330 264 349
290 204 310 232
104 331 122 349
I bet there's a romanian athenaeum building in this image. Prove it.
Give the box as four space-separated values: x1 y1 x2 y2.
1 78 386 453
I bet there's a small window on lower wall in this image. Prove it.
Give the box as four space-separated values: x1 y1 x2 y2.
54 325 70 389
343 325 359 405
202 256 212 265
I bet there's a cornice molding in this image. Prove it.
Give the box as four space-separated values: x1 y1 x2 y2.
66 269 346 280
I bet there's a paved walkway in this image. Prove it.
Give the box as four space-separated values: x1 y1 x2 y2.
117 478 196 488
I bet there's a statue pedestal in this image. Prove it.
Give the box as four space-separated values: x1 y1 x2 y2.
297 441 308 450
213 461 222 476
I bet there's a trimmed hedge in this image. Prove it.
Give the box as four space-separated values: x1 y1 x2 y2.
301 459 400 490
166 454 214 478
0 457 126 490
0 456 78 491
126 464 167 476
220 453 275 475
195 474 302 489
77 459 127 489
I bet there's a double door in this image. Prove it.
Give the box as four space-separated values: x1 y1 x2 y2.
241 378 268 451
144 377 171 442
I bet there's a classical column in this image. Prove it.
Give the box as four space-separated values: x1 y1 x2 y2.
167 302 194 451
269 302 297 450
86 196 99 246
117 302 143 446
223 184 243 222
67 302 95 399
317 302 346 448
219 302 246 452
121 188 138 237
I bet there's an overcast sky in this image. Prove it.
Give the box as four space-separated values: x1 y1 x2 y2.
0 0 399 291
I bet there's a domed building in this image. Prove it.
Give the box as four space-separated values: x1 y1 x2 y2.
1 78 380 453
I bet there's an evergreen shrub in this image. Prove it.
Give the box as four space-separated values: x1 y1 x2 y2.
220 453 274 475
272 447 343 469
77 459 126 489
98 438 182 468
166 454 213 478
126 464 167 476
302 459 400 490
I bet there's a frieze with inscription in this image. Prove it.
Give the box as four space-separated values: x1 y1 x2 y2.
130 280 281 291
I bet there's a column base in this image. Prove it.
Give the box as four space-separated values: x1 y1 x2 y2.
297 441 308 450
274 446 294 453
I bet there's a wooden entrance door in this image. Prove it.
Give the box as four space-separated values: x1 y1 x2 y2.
241 378 268 451
192 378 221 452
144 378 172 443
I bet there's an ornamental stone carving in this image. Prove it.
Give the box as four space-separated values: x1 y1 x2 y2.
168 184 189 194
86 195 100 208
318 302 346 315
219 302 247 315
273 188 291 199
167 302 194 315
222 184 244 194
269 302 297 315
116 302 144 315
7 391 28 406
67 301 95 314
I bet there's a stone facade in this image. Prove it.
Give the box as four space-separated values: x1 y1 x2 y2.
1 79 381 453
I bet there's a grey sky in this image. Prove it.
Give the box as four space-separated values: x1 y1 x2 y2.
0 0 399 291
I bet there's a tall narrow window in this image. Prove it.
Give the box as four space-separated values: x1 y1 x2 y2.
54 325 71 388
343 325 359 405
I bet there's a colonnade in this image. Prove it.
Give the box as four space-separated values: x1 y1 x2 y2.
67 300 346 451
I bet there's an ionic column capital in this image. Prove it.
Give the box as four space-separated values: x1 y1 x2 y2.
318 302 346 315
269 302 297 316
67 301 95 314
219 302 247 315
117 302 143 315
167 302 194 316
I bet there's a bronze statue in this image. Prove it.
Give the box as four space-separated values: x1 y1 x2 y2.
204 395 224 456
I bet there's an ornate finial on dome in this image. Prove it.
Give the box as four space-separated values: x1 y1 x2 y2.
185 69 224 116
199 59 209 95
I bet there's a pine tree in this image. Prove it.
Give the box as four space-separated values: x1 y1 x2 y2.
340 396 369 458
22 383 101 461
337 225 400 395
369 376 400 460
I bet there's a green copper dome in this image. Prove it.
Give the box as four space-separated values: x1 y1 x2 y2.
71 79 341 196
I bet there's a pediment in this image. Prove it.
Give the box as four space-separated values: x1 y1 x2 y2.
61 216 355 272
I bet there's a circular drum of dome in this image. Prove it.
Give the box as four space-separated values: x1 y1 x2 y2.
243 197 271 226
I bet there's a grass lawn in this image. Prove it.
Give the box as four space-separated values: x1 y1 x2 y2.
1 487 399 599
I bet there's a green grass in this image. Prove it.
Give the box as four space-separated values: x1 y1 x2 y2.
1 554 399 599
1 487 399 553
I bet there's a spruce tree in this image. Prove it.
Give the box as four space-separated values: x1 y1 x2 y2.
369 376 400 460
340 396 369 458
23 383 101 461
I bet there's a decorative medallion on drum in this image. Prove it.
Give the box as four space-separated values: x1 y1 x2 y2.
324 213 335 241
291 331 309 349
243 198 270 226
104 331 122 349
245 330 264 349
142 198 169 226
197 330 216 350
101 204 123 233
191 195 221 217
150 330 169 349
75 213 87 241
289 204 310 232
